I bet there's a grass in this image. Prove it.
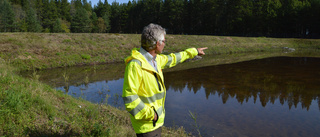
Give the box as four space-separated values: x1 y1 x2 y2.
189 110 202 137
0 61 130 136
0 33 319 136
0 61 191 136
0 33 319 71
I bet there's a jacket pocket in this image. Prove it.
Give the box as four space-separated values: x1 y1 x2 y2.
151 106 159 127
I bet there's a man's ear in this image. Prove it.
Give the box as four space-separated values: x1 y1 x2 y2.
155 41 160 48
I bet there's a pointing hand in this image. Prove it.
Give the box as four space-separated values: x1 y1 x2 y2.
197 47 208 56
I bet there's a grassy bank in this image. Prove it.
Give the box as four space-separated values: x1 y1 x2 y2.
0 60 190 136
1 33 320 136
1 33 319 71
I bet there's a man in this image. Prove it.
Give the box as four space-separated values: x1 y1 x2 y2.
122 23 207 137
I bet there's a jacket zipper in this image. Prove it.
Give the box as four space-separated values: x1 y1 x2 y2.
153 73 162 91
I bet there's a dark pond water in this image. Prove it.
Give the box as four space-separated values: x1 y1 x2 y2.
20 56 320 137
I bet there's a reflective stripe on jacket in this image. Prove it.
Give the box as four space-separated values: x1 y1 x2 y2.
122 48 198 134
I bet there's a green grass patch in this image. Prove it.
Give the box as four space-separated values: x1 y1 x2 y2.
81 54 91 60
62 39 72 43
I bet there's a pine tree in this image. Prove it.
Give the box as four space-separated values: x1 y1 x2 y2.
26 7 42 32
35 0 44 25
82 0 92 12
60 0 71 21
42 0 59 32
91 12 99 33
110 1 120 32
71 7 91 33
52 18 63 33
0 0 15 32
140 0 161 28
73 0 82 9
94 0 104 17
126 0 134 33
55 0 62 17
162 0 184 33
102 12 110 32
120 4 129 32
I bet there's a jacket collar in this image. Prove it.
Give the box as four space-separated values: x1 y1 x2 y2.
125 48 157 72
139 47 157 63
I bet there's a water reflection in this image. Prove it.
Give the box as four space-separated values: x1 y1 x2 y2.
164 57 320 111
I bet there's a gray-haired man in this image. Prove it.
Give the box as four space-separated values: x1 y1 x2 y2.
123 23 207 136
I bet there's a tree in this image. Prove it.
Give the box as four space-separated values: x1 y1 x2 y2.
102 12 110 32
72 0 82 9
55 0 62 17
226 0 253 36
91 12 99 33
162 0 184 34
42 0 59 32
71 7 91 33
0 0 317 37
187 0 205 34
128 0 142 33
97 17 106 33
11 4 26 32
26 7 42 32
126 0 134 33
140 0 161 29
202 0 218 35
0 0 15 32
82 0 92 12
110 1 121 32
35 0 44 25
52 18 64 33
120 3 129 32
308 0 320 38
93 0 111 32
60 0 71 21
93 0 105 17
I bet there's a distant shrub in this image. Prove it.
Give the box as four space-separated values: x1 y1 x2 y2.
81 54 91 60
44 28 50 33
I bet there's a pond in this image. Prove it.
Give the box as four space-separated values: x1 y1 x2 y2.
20 54 320 137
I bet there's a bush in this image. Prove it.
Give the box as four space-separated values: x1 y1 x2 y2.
81 54 91 60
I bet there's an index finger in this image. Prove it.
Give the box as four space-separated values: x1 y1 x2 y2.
200 47 208 50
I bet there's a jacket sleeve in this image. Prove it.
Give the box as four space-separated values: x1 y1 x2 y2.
159 48 198 69
122 61 155 121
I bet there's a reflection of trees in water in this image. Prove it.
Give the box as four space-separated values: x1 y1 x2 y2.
20 64 125 88
164 57 320 111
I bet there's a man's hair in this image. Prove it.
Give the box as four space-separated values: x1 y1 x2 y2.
141 23 166 51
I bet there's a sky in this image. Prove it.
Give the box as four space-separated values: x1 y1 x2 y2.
90 0 130 5
68 0 130 6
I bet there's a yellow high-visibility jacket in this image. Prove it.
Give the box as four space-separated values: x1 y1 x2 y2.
122 48 198 134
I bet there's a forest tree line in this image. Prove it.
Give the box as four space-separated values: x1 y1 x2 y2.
0 0 319 38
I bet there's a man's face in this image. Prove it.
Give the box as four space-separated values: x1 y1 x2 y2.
156 36 166 54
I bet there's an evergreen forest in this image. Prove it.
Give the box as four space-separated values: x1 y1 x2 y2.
0 0 319 38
